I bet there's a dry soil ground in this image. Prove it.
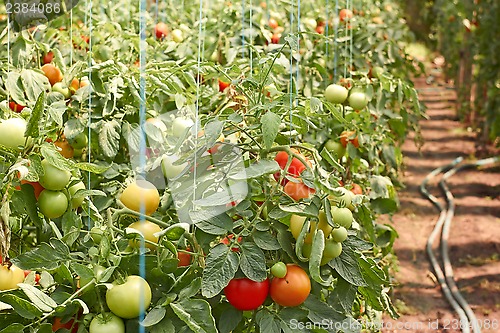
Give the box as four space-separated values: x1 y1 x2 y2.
380 67 500 333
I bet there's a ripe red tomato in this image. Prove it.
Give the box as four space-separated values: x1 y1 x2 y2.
268 18 279 29
284 181 315 201
54 139 74 159
271 33 280 44
339 9 353 22
340 130 359 148
274 150 310 179
270 264 310 307
42 51 54 64
177 249 192 267
41 64 63 86
155 22 169 39
350 183 363 195
218 79 230 92
52 317 78 333
9 101 25 113
23 270 41 284
315 25 325 34
224 278 269 311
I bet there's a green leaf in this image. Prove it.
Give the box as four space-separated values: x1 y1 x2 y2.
0 294 42 319
229 160 280 180
25 91 44 138
170 299 217 333
11 238 71 271
74 162 109 174
18 184 43 229
194 214 233 235
303 294 345 327
40 143 74 171
309 230 334 286
240 243 267 281
18 284 57 312
201 244 239 298
141 307 167 327
256 311 281 333
370 198 398 214
329 246 367 287
99 120 121 159
261 111 281 149
253 231 281 251
178 277 202 300
276 224 296 260
47 100 67 126
0 323 24 333
329 277 358 315
218 306 243 333
5 72 26 105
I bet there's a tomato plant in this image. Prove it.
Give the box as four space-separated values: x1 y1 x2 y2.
224 278 270 311
0 0 423 331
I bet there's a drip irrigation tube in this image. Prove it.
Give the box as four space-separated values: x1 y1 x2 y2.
420 156 500 333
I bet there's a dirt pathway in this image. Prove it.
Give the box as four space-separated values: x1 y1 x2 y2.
381 67 500 333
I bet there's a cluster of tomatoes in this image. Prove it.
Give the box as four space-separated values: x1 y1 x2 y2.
154 22 184 43
224 263 311 311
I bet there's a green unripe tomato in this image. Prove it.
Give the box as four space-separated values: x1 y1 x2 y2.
106 275 152 319
0 118 31 151
324 139 346 159
348 91 369 110
90 226 105 244
68 181 86 208
302 243 312 258
331 226 348 242
70 132 88 149
52 82 71 99
325 84 348 104
271 262 287 278
89 312 125 333
331 207 353 229
321 240 342 265
39 159 71 191
38 190 68 219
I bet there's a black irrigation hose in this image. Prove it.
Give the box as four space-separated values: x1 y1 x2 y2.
420 156 500 333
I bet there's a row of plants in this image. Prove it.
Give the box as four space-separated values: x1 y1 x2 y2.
400 0 499 148
0 0 424 332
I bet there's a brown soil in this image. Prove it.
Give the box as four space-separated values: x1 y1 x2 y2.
381 66 500 332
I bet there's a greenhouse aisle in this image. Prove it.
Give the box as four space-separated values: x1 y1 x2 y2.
382 63 500 332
